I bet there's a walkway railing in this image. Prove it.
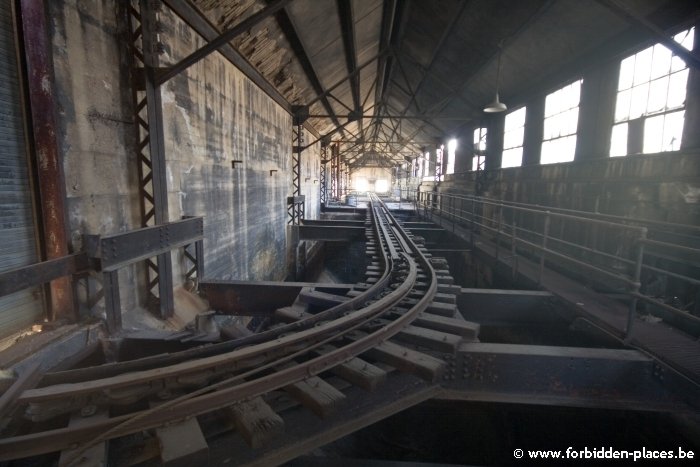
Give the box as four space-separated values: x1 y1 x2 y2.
415 191 700 339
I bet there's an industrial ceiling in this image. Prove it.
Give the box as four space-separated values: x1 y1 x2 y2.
176 0 698 169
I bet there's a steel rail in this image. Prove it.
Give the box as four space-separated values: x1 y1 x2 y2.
1 195 439 461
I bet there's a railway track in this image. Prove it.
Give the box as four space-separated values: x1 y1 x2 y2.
0 195 478 465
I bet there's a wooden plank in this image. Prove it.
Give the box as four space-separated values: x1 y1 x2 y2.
298 289 349 307
274 306 312 323
58 408 109 467
412 313 480 340
0 361 41 418
283 376 346 418
229 397 285 448
394 325 462 353
151 404 208 466
315 345 387 391
361 341 446 382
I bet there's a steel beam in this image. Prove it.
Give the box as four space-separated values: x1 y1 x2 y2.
200 280 356 315
163 0 292 113
337 0 361 112
595 0 700 70
271 2 345 134
297 225 366 242
85 217 204 272
127 0 176 319
442 343 700 412
158 0 292 84
0 253 89 298
18 0 75 321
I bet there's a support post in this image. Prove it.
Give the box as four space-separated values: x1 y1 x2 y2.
127 0 174 319
538 212 550 285
625 228 647 341
18 0 75 321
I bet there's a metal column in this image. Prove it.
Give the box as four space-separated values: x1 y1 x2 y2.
320 141 329 207
18 0 75 322
288 118 305 225
126 0 174 319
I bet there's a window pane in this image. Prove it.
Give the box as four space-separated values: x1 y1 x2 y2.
619 55 635 90
633 46 653 86
643 114 664 153
506 107 526 130
570 80 581 107
629 83 649 119
667 69 688 109
614 89 632 122
501 148 522 168
610 123 628 157
565 108 579 135
663 110 684 151
651 44 672 79
543 116 556 140
674 27 695 50
646 75 669 114
545 91 559 117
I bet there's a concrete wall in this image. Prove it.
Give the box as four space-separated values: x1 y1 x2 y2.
50 0 142 312
48 1 320 316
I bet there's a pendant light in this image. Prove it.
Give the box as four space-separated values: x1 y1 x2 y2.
484 44 507 113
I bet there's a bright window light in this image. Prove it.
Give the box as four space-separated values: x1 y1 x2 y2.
422 151 430 178
354 177 368 191
611 27 693 156
473 128 487 171
610 123 628 157
502 107 526 168
541 79 582 164
375 179 389 193
446 139 457 175
436 145 444 181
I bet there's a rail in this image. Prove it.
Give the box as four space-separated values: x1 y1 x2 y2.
0 195 440 461
416 191 700 338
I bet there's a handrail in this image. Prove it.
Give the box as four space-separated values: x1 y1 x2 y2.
440 192 700 236
414 190 700 338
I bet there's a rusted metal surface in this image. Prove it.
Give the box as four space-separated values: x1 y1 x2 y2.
0 195 440 461
442 342 700 412
0 253 88 298
18 0 74 321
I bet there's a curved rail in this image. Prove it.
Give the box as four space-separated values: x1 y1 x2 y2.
0 195 439 461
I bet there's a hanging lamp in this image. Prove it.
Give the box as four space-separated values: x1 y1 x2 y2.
484 44 507 113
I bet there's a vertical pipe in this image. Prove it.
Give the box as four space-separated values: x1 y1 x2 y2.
625 227 647 342
18 0 75 321
511 219 518 279
103 270 122 333
539 212 550 285
495 204 503 260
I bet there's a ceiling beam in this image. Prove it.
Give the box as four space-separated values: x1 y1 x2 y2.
337 0 361 111
270 2 345 134
595 0 700 69
158 0 292 84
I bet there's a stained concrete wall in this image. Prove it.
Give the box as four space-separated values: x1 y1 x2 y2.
50 0 142 312
48 1 320 316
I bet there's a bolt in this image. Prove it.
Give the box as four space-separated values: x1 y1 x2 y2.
80 405 97 417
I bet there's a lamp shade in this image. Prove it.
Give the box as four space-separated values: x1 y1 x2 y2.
484 92 507 113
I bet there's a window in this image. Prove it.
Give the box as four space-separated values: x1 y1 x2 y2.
611 27 694 156
436 145 444 181
446 139 457 175
502 107 526 168
473 127 487 171
422 151 430 178
541 79 582 164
